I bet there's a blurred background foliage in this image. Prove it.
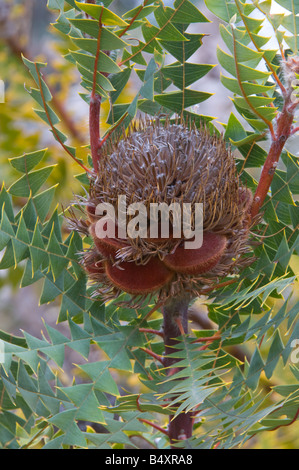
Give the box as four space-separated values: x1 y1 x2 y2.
0 0 298 449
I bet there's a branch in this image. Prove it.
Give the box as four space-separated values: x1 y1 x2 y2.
140 347 165 366
89 6 104 173
251 93 296 218
138 418 169 437
162 295 193 446
117 0 150 38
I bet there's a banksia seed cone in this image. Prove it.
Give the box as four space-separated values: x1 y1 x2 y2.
74 119 253 305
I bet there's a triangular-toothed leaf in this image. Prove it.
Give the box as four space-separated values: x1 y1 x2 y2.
32 185 58 223
47 226 69 281
159 32 205 63
0 207 15 251
220 24 264 63
58 277 87 322
139 58 156 100
273 232 293 270
47 0 64 10
281 152 299 194
275 0 299 14
220 74 275 97
76 361 119 396
162 63 214 90
246 347 264 390
271 171 295 205
22 56 52 101
204 0 239 22
42 208 63 242
154 6 189 42
12 213 30 264
9 149 47 174
264 330 285 379
123 5 158 20
48 409 87 447
70 39 121 73
68 20 128 49
224 112 247 142
172 0 209 23
0 185 14 222
75 2 128 27
70 52 115 91
59 383 105 424
217 47 271 81
95 337 132 372
155 89 212 113
8 166 56 198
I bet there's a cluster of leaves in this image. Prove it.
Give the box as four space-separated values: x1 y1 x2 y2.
0 0 298 449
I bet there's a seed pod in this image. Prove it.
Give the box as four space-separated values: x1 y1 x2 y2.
105 258 174 295
89 222 129 258
163 232 227 275
72 118 253 304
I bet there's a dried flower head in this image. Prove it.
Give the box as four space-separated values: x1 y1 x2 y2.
73 118 253 305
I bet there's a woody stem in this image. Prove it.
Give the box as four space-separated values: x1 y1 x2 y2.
251 91 297 218
162 295 193 446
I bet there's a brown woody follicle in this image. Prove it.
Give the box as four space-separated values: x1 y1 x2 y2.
73 119 253 304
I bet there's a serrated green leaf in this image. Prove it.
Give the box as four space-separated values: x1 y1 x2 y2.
155 89 212 113
75 2 128 27
32 185 57 223
271 171 295 205
47 226 69 281
154 6 189 42
159 32 205 63
77 361 119 396
217 47 271 81
68 20 128 49
9 149 47 174
265 330 284 379
220 24 264 63
162 62 214 89
205 0 239 22
123 5 158 20
220 74 275 97
70 38 121 73
172 0 209 23
49 409 87 447
8 166 56 198
246 347 264 390
275 0 299 14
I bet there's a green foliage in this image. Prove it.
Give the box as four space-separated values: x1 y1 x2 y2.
0 0 298 449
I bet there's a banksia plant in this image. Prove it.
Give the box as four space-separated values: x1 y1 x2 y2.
0 0 298 451
81 119 253 305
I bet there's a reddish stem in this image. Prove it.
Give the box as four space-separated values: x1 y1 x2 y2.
139 328 164 338
251 93 295 218
138 418 169 437
89 95 102 173
192 335 221 344
140 347 165 366
89 7 104 173
291 126 299 135
118 0 150 38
